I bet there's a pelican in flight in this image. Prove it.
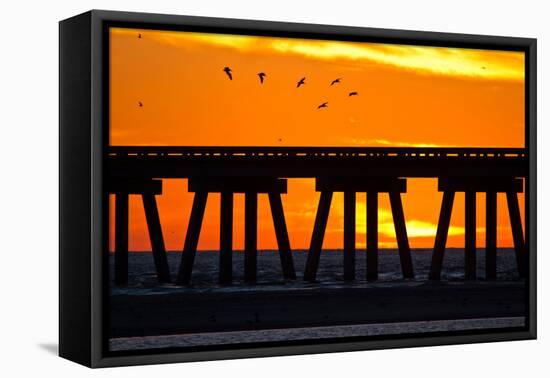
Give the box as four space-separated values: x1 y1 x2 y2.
223 67 233 80
348 91 358 97
297 77 306 88
258 72 266 84
317 102 328 109
330 78 341 86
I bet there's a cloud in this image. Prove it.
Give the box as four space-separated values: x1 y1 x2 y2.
379 219 465 238
346 138 443 148
269 39 523 81
112 27 524 82
351 203 463 239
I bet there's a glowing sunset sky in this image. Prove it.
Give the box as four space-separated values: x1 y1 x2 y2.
109 27 525 251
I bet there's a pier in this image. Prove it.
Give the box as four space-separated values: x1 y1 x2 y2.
107 146 528 285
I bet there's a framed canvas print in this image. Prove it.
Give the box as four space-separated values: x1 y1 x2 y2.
59 10 536 368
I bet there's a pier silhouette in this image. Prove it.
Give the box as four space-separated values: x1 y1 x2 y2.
107 146 528 286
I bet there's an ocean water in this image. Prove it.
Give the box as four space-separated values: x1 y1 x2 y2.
110 248 522 295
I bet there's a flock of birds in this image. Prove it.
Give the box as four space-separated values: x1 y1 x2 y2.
134 33 359 111
222 66 358 110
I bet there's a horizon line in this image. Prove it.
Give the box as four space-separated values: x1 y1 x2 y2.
108 247 517 254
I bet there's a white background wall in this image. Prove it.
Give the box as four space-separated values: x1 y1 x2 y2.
0 0 547 376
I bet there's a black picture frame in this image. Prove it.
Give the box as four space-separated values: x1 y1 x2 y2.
59 9 537 368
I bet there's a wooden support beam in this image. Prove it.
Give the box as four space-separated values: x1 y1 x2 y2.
108 179 162 195
506 191 526 277
219 192 233 284
316 177 406 193
244 192 258 283
114 193 129 286
438 177 523 193
304 191 333 282
176 191 208 285
366 191 378 281
142 193 171 283
486 191 497 280
343 191 356 281
268 192 296 280
389 191 414 279
189 177 287 194
464 191 477 280
429 191 455 280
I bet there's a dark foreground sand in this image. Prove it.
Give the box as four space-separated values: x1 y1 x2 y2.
110 281 526 338
109 317 525 350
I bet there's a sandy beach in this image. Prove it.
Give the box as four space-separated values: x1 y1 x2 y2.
110 281 526 338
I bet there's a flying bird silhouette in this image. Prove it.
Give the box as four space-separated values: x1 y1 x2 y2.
297 77 306 88
138 33 142 39
258 72 266 84
330 78 342 86
138 101 143 107
317 102 328 109
223 67 233 80
348 91 358 97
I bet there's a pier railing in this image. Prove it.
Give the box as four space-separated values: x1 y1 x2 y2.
108 146 526 160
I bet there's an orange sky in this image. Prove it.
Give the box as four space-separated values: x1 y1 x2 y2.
108 27 525 252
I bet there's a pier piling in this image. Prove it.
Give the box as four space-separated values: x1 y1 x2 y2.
109 179 167 286
486 191 498 280
244 192 258 283
343 191 356 281
220 192 234 284
268 192 296 280
430 177 525 281
177 191 208 285
304 191 333 282
464 191 477 280
114 193 129 286
304 177 411 282
366 191 378 281
429 191 455 281
506 191 526 277
142 193 171 283
389 191 414 279
179 177 294 284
